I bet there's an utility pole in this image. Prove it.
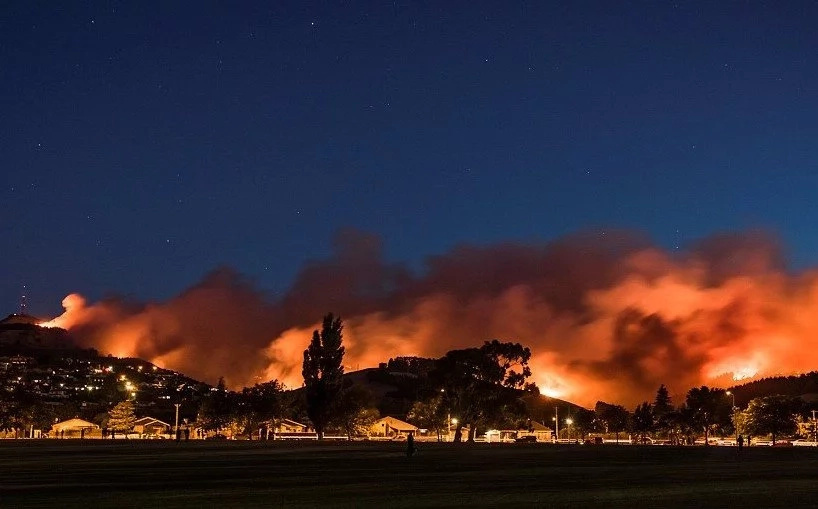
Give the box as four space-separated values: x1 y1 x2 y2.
174 403 181 437
727 391 737 446
812 410 817 445
553 406 559 442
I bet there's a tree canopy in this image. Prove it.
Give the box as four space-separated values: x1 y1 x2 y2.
302 313 346 439
685 386 732 444
198 377 234 432
744 395 801 444
108 400 136 435
432 340 535 442
235 380 284 439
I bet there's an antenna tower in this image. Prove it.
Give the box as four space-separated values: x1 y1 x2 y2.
20 285 27 315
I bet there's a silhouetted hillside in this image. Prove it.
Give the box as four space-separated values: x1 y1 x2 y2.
730 372 818 407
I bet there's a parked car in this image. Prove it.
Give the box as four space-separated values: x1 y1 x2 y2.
516 435 538 443
206 434 228 440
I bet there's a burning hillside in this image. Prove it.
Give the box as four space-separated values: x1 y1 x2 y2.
36 229 818 407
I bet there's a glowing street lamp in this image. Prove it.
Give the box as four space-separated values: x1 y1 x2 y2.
565 418 574 441
726 391 738 446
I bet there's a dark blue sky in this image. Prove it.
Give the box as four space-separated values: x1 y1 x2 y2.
3 1 818 316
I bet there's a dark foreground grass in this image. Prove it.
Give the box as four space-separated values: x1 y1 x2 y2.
2 441 818 508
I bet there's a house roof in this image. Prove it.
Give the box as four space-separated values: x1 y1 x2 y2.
527 421 552 432
134 417 171 427
374 416 418 432
52 418 98 431
279 418 306 427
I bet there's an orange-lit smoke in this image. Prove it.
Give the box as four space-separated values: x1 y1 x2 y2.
40 229 818 407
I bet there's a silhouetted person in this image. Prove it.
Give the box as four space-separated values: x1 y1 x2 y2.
406 432 416 458
80 428 85 439
184 428 190 441
176 428 182 443
737 434 744 451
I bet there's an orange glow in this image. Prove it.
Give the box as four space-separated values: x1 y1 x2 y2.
38 294 87 328
37 232 818 407
540 386 565 399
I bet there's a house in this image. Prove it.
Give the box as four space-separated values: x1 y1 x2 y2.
517 421 554 442
276 419 309 434
134 417 171 437
266 419 315 440
51 418 99 438
485 429 518 443
370 416 418 438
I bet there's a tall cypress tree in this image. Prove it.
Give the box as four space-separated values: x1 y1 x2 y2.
302 313 345 439
654 384 673 415
108 400 136 438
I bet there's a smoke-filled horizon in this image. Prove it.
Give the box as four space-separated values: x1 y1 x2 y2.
40 228 818 407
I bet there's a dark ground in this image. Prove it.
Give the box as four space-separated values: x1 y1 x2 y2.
2 440 818 508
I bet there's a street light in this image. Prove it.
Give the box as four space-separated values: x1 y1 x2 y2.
566 418 574 441
726 391 737 446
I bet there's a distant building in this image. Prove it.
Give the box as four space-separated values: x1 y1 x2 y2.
518 420 555 442
134 417 171 437
51 418 99 438
276 419 309 434
370 416 418 438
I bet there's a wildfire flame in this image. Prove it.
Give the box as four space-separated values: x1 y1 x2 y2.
34 229 818 407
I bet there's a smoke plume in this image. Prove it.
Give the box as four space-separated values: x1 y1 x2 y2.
41 229 818 407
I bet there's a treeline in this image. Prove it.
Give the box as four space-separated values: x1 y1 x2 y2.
729 371 818 405
579 386 814 445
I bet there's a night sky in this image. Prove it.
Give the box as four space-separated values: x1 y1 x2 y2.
3 1 818 316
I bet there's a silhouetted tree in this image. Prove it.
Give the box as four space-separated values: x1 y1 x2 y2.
654 384 672 414
199 377 234 432
332 383 379 440
407 395 448 441
302 314 345 439
0 387 44 438
685 386 732 445
108 400 136 438
236 380 284 439
653 384 674 438
432 340 535 442
745 395 801 444
595 402 629 444
571 408 597 440
632 402 655 443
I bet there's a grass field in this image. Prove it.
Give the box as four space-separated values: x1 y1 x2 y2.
2 441 818 508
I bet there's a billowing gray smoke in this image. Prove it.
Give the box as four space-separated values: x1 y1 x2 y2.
44 228 818 407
